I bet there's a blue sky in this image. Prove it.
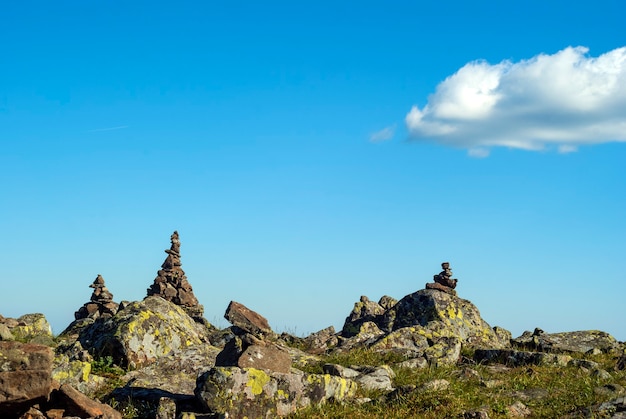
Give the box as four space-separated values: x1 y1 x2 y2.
2 1 625 341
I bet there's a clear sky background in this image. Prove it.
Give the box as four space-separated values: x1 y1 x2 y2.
2 1 625 341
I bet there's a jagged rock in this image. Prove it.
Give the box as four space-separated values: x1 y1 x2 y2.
224 300 273 338
65 296 213 369
1 313 53 345
51 383 121 419
194 367 358 417
301 326 338 354
74 274 119 321
512 329 620 354
382 289 509 349
338 321 386 352
0 342 54 417
146 231 204 321
341 295 387 338
474 349 572 367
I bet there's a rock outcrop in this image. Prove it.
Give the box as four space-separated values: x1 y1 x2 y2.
146 231 204 321
68 296 213 369
512 328 620 354
0 313 53 345
74 274 119 321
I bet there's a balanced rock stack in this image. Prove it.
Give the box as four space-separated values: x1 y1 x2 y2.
74 274 119 320
425 262 458 295
146 231 204 321
215 301 292 373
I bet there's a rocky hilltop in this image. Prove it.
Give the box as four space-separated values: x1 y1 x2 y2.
1 235 625 419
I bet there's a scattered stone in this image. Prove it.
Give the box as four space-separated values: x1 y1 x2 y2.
74 274 119 321
146 231 204 321
397 357 428 370
0 342 54 417
353 365 395 392
462 407 491 418
592 368 613 380
323 363 360 379
419 378 450 392
595 384 626 397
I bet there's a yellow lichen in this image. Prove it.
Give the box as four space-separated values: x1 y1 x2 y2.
246 368 271 396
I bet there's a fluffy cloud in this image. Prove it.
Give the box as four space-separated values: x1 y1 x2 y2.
406 46 626 156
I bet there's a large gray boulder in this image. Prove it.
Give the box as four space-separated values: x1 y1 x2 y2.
195 367 357 418
512 329 620 354
63 296 214 369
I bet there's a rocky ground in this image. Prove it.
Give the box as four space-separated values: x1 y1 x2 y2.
2 238 624 418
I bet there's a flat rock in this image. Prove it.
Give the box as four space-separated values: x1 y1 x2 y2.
225 301 273 337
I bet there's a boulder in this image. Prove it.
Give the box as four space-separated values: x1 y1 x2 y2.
224 301 273 338
195 367 357 418
301 326 338 354
0 341 54 417
68 296 213 369
512 329 620 354
383 289 508 349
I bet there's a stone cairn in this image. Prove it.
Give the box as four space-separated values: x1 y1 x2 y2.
425 262 458 295
146 231 204 321
74 275 119 320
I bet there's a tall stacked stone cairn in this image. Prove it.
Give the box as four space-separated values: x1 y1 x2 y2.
74 274 119 320
425 261 458 295
146 231 204 321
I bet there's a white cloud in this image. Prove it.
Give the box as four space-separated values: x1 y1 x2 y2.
406 46 626 155
369 125 396 143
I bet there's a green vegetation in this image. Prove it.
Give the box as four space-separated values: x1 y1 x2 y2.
291 349 626 418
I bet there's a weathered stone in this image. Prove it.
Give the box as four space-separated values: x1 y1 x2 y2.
341 295 386 338
0 341 54 417
369 325 431 357
71 296 213 369
146 231 204 321
5 313 53 345
323 364 360 379
338 321 386 352
425 281 457 295
419 378 450 392
432 261 458 289
51 355 105 395
237 343 292 374
224 300 273 337
156 397 177 419
0 323 14 341
353 365 395 392
194 367 357 418
18 406 46 419
302 326 338 354
53 383 121 419
397 357 428 369
513 330 620 354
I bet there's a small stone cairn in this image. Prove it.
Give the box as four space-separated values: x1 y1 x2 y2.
146 231 204 321
425 262 458 295
74 275 119 320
